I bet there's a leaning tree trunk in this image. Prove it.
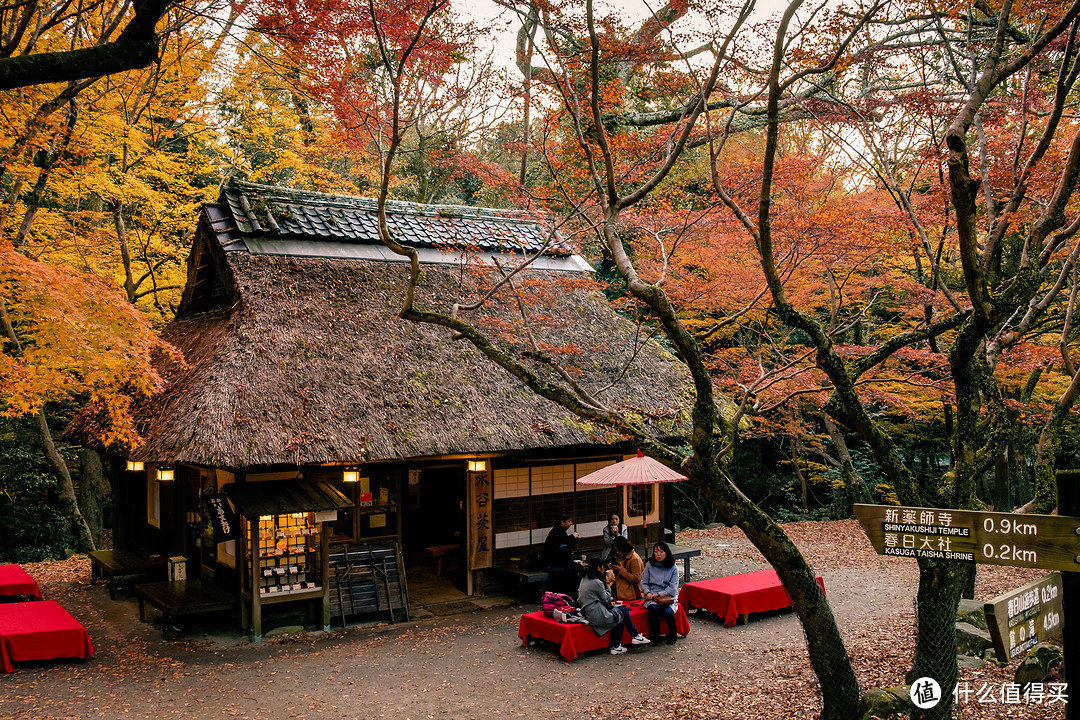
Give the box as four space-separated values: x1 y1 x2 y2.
693 458 860 720
34 410 97 552
823 415 873 506
1058 472 1078 720
0 300 97 553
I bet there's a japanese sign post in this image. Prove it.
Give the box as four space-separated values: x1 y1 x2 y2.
983 573 1064 662
853 504 1080 573
854 503 1079 672
467 464 493 571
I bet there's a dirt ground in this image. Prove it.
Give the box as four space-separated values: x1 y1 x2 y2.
0 520 1067 720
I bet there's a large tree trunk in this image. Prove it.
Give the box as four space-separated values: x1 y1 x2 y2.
1058 472 1078 720
693 460 860 720
78 448 106 548
911 560 966 720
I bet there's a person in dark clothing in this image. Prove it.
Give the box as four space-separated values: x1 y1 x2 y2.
544 514 582 598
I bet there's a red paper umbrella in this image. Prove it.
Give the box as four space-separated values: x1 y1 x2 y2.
575 450 688 486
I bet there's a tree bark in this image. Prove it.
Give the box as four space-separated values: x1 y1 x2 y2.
911 559 966 720
78 448 106 548
34 409 97 552
0 0 172 91
1057 471 1078 720
993 451 1010 512
823 415 873 506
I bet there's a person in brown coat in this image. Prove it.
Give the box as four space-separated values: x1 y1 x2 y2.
607 535 644 601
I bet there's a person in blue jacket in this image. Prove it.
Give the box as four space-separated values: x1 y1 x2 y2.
640 541 680 644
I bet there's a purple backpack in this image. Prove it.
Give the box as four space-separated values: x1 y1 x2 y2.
542 591 574 616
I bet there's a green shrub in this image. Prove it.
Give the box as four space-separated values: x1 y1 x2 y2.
0 422 77 562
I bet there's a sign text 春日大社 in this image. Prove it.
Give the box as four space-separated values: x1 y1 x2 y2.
853 504 1080 572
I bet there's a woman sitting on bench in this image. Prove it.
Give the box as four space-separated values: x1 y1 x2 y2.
577 556 650 655
641 541 680 645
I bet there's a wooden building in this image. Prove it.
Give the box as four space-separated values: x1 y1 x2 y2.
106 180 692 636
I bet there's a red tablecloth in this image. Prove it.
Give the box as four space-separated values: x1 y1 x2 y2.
0 601 94 672
0 564 42 599
680 569 825 627
518 601 690 662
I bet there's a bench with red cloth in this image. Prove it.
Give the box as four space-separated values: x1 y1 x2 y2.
0 564 42 600
518 600 690 662
0 600 94 672
680 568 825 627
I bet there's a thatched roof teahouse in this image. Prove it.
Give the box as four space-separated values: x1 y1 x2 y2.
110 180 694 636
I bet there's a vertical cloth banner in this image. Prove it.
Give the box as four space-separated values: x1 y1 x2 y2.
204 494 239 542
468 467 493 569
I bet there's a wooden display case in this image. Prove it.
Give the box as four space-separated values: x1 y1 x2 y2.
242 512 331 638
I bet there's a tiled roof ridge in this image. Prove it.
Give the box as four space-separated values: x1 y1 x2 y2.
228 179 544 226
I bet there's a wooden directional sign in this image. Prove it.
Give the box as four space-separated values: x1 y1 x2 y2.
853 504 1080 572
983 573 1064 661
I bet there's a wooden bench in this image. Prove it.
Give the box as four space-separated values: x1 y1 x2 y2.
665 543 702 584
134 580 237 639
88 550 162 599
424 544 459 576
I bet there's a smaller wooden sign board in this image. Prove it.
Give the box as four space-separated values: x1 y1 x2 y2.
983 573 1064 661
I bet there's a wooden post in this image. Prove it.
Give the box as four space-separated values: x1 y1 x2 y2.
250 518 261 640
1056 469 1079 720
319 523 331 631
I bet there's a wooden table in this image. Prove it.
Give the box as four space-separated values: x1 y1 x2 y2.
0 564 42 600
518 601 690 662
680 568 825 627
0 601 94 672
88 550 162 599
424 544 459 577
134 580 237 639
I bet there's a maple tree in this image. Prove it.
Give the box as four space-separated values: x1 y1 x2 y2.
325 0 876 716
255 0 515 206
337 1 1080 718
0 1 243 550
0 242 173 550
701 2 1080 717
1 0 1078 712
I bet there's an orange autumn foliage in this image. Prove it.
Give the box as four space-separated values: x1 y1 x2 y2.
0 241 179 448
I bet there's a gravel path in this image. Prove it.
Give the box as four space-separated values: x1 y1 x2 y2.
0 520 1063 720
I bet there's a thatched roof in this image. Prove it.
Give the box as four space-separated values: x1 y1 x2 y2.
129 182 693 468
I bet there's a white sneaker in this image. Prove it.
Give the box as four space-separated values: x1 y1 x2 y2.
631 634 651 645
609 645 627 655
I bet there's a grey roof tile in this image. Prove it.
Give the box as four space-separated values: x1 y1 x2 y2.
219 179 574 258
